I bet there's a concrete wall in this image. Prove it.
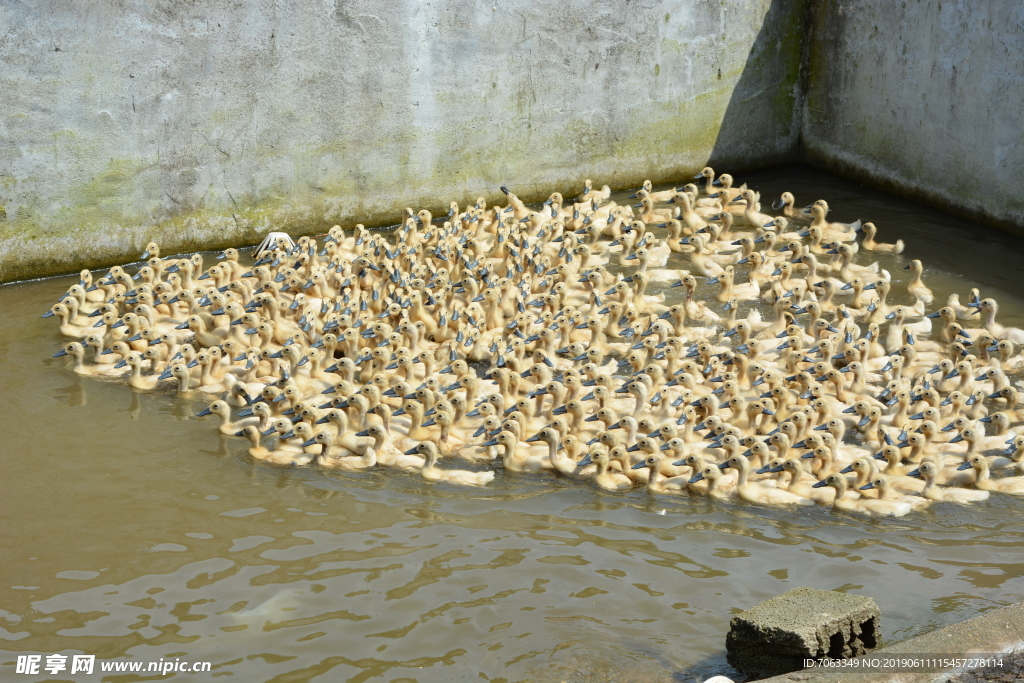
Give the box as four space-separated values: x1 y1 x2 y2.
802 0 1024 234
0 0 807 282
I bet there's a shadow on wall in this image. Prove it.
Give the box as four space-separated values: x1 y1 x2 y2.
707 0 810 173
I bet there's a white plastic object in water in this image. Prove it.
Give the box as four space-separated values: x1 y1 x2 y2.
702 677 735 683
252 231 296 259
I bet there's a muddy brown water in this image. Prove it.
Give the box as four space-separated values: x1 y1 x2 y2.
3 165 1024 682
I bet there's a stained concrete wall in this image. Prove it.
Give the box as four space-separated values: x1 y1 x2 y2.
802 0 1024 235
0 0 807 282
10 0 1015 285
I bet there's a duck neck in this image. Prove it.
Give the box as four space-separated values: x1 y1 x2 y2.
500 441 516 467
734 462 749 487
546 439 560 464
647 465 664 487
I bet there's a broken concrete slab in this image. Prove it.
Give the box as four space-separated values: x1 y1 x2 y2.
726 587 880 679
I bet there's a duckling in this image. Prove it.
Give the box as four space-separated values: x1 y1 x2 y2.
603 445 646 483
731 189 774 229
633 454 690 494
859 475 931 511
235 425 275 460
421 407 469 455
952 426 1011 463
709 265 760 303
813 474 913 517
903 259 933 304
315 408 376 454
693 167 721 196
858 222 904 254
527 427 583 476
908 462 990 504
630 180 676 203
998 435 1024 474
576 179 611 204
53 342 127 378
957 455 1024 494
720 455 813 506
310 431 377 470
197 399 258 435
986 339 1024 372
682 235 725 278
669 193 708 233
884 305 932 353
809 204 860 242
353 424 426 471
636 197 675 225
687 463 736 500
406 441 495 486
483 430 551 473
772 192 812 219
44 301 93 338
115 352 165 391
579 450 632 490
972 298 1024 344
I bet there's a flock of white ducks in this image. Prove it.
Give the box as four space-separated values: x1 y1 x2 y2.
45 169 1024 515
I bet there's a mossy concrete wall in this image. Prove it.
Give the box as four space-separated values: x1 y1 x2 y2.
0 0 808 283
802 0 1024 235
5 1 1021 284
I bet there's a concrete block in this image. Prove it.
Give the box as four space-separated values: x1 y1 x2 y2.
726 587 880 679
